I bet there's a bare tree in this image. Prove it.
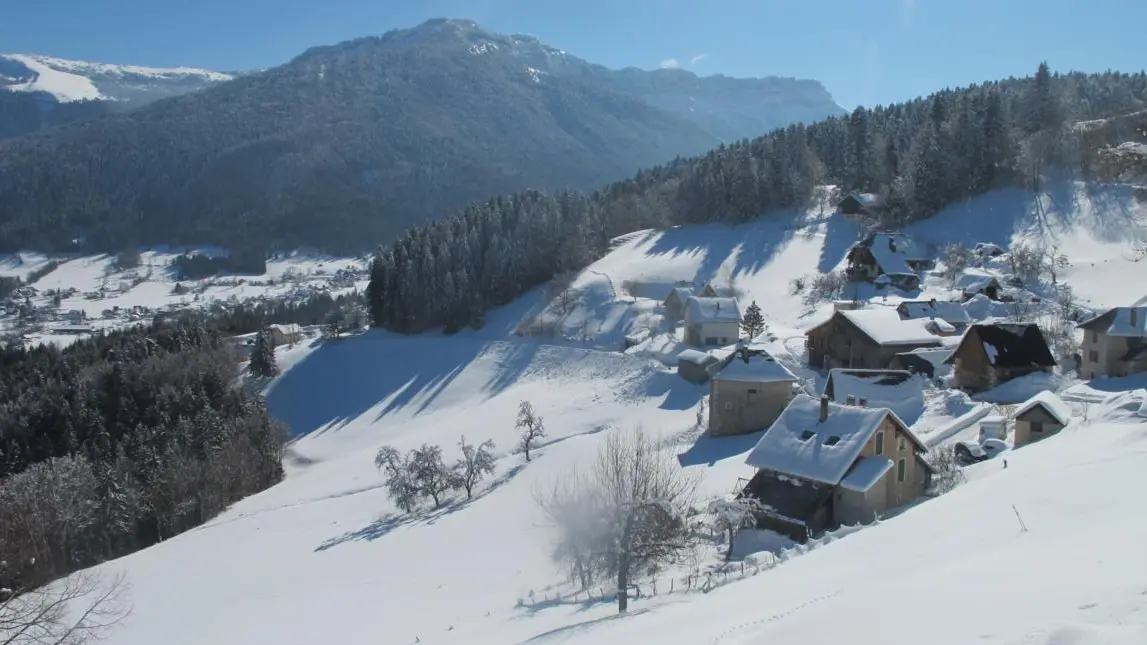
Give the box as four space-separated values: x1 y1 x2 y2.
1 569 129 645
1007 243 1043 285
925 445 965 495
538 428 698 613
941 243 971 284
706 497 768 562
408 445 453 510
374 447 420 513
516 401 546 462
452 436 496 500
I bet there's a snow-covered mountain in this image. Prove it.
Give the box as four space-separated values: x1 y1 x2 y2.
0 53 233 104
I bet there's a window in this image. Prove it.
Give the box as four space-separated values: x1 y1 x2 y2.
1030 421 1044 434
1092 331 1099 343
896 459 906 483
824 435 841 446
747 388 758 394
705 337 718 345
724 402 733 411
874 431 885 455
1089 350 1099 362
799 430 816 441
898 437 906 452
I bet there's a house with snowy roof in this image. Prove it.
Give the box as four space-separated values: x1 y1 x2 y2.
896 298 971 332
700 282 737 299
837 191 886 218
662 286 694 324
740 394 933 541
805 308 944 370
944 323 1057 393
683 296 741 347
1077 306 1147 379
845 233 934 291
708 346 798 437
823 368 925 425
1012 390 1073 447
953 269 1002 301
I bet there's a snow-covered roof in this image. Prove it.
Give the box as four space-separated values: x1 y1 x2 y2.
685 296 741 324
1078 307 1147 338
825 369 925 424
1013 390 1073 426
664 286 694 305
677 349 714 366
841 191 885 209
270 323 302 335
946 324 1056 368
859 233 929 276
897 300 971 325
954 269 1000 293
838 456 894 493
837 308 944 347
744 394 900 486
714 350 797 383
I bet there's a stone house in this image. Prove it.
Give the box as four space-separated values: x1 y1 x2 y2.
845 233 933 289
662 287 695 324
896 299 971 332
945 324 1056 393
708 346 797 437
684 296 741 347
954 270 1002 301
1076 306 1147 379
676 349 721 384
823 368 925 425
1012 390 1073 448
805 308 943 370
740 394 933 541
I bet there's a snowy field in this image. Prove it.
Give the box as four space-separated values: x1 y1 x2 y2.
8 180 1147 645
0 248 370 347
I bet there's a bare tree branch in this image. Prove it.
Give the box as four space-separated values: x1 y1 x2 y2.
1 570 130 645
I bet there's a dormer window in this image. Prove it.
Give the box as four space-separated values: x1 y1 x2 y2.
824 435 841 446
799 430 815 441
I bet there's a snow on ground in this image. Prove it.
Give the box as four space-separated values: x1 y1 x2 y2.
2 53 105 101
10 180 1147 645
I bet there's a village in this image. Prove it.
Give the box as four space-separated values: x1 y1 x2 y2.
657 191 1144 541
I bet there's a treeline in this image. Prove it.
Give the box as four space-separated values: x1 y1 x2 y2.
0 322 286 593
168 251 269 281
368 66 1147 333
211 290 366 336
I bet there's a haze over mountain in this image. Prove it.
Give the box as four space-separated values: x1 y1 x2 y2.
0 18 843 253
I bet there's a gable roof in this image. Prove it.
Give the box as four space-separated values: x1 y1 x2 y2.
685 296 741 324
839 191 886 210
1077 306 1147 337
664 287 695 307
897 299 972 325
954 269 1001 293
744 394 921 486
825 368 925 423
834 308 944 347
1013 390 1073 426
944 324 1056 368
714 348 797 383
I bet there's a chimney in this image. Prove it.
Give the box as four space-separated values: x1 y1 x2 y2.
858 396 868 407
845 394 856 406
819 395 830 423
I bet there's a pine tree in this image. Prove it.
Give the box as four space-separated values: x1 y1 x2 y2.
248 328 279 378
740 300 765 340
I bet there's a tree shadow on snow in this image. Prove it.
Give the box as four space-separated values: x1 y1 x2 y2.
677 430 763 468
266 332 488 438
641 372 706 411
730 214 801 279
313 463 527 552
817 213 860 274
517 608 650 642
643 225 744 289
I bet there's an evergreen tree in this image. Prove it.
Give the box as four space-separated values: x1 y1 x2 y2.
740 301 766 339
248 328 279 378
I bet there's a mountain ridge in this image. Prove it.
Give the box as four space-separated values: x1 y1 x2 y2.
0 18 845 253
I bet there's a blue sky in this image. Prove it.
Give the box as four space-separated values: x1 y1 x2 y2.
2 0 1144 109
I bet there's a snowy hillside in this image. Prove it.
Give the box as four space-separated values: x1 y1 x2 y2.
0 53 232 103
7 181 1147 645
